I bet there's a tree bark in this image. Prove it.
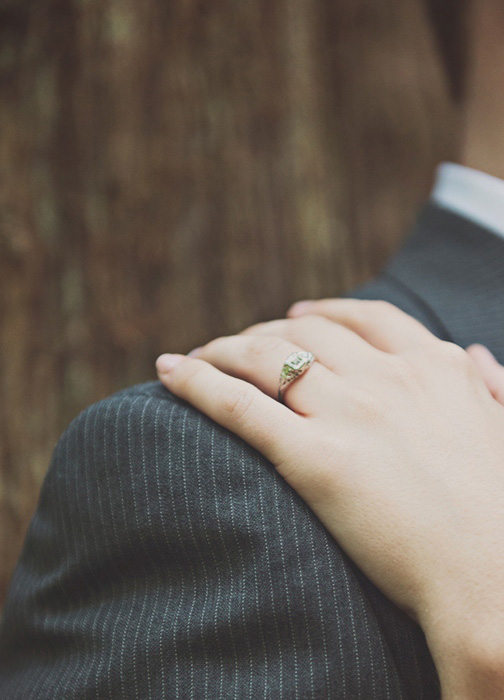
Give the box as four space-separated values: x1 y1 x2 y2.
0 0 457 605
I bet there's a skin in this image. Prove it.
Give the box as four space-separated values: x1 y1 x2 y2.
156 298 504 700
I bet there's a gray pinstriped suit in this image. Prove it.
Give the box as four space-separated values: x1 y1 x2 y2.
1 204 504 699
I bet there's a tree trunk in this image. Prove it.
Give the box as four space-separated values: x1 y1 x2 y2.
0 0 456 605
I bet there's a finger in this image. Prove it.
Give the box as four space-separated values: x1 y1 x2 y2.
156 354 307 466
466 344 504 406
240 314 386 376
187 334 337 415
287 298 436 354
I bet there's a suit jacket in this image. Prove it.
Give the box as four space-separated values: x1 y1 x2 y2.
1 203 503 699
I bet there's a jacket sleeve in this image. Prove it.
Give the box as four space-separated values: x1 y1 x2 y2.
0 381 439 699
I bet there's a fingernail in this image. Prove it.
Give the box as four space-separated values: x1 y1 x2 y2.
156 354 185 374
187 346 202 358
288 300 312 316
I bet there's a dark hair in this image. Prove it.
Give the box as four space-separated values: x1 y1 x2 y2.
423 0 471 101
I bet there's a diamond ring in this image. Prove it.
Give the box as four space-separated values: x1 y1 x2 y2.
278 351 315 403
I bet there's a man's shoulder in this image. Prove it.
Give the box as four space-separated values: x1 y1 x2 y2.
88 379 177 407
53 379 261 486
65 380 189 435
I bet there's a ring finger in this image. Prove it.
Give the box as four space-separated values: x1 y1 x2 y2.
240 314 386 376
192 333 338 415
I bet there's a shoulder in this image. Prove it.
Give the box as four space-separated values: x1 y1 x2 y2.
57 379 217 459
46 380 268 509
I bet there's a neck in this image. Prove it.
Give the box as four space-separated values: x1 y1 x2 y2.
461 1 504 180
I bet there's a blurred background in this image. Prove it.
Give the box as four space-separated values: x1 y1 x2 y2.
0 0 460 605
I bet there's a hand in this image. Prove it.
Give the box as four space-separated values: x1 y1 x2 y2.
156 299 504 699
465 342 504 404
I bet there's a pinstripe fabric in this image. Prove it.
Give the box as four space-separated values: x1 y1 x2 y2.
1 203 503 698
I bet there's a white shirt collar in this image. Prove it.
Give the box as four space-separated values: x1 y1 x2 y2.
431 162 504 242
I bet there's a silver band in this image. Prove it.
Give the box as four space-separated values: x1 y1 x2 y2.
278 351 315 403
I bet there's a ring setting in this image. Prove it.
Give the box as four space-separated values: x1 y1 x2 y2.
278 351 315 402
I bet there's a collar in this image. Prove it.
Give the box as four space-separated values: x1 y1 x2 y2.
431 162 504 242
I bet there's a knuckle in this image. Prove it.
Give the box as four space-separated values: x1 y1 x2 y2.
175 359 207 392
308 299 338 319
286 314 324 338
407 341 478 382
204 335 232 353
439 340 468 360
352 299 401 330
249 335 285 358
439 341 475 373
241 322 266 335
372 299 396 312
368 299 400 319
220 383 256 422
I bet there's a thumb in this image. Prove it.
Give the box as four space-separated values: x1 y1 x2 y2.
466 344 504 406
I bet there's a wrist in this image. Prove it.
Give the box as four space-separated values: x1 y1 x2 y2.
437 645 504 700
412 541 504 699
421 607 504 700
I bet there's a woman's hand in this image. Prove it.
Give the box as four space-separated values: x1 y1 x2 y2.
156 299 504 699
465 342 504 403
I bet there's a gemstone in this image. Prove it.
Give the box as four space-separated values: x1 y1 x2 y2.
286 352 310 370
